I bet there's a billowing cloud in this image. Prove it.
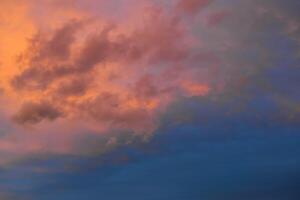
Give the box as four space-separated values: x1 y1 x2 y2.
0 0 299 174
0 0 215 166
0 0 300 199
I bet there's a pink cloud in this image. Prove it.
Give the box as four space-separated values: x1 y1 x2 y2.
0 0 217 166
206 10 230 26
176 0 213 15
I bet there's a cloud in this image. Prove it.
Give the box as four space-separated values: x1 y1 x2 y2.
9 3 212 130
206 10 230 26
39 20 84 60
11 20 85 90
0 0 216 167
0 1 300 199
0 0 300 174
12 101 63 125
176 0 213 15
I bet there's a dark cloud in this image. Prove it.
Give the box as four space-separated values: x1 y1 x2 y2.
54 76 91 97
176 0 213 15
74 24 115 72
11 20 85 90
40 20 84 60
12 101 63 125
134 74 159 99
11 64 73 90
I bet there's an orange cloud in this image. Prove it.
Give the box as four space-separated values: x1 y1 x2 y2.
0 1 35 91
0 0 213 166
182 81 210 97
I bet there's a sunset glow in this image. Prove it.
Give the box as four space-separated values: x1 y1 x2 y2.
0 0 299 199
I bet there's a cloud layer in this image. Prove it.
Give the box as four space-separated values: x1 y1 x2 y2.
0 0 217 165
0 0 299 176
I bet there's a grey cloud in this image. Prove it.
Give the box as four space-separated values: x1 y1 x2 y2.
13 101 63 125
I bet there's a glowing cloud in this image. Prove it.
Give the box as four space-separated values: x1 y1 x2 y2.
0 0 214 165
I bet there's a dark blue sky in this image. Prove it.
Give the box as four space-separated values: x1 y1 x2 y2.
3 93 300 199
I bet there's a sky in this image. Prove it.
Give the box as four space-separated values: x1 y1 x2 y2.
0 0 300 199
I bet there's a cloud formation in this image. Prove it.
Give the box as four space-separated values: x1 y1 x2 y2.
0 0 299 171
0 0 215 166
0 1 300 199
